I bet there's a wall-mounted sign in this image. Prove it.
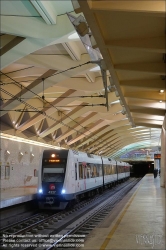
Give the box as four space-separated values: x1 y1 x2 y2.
154 154 161 159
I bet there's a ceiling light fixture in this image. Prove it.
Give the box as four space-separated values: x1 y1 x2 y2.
159 90 164 93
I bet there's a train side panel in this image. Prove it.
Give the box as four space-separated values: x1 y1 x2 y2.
75 152 103 193
63 149 76 198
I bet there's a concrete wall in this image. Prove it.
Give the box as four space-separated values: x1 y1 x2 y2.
0 138 50 189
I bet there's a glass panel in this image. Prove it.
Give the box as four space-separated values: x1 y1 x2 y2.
44 168 64 173
43 163 65 168
75 163 77 180
79 163 83 179
83 166 87 179
99 164 102 176
43 168 64 182
87 164 91 178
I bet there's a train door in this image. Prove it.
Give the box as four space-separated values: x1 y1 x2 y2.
101 157 104 190
116 161 118 181
75 160 78 192
82 162 87 190
124 163 126 178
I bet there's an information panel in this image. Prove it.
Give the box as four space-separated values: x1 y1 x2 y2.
154 154 161 159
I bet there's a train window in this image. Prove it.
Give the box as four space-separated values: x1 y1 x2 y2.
75 163 77 180
107 165 111 175
105 165 107 175
110 165 113 174
93 164 97 177
87 164 91 179
43 168 64 182
88 163 94 178
85 163 101 178
104 165 106 175
79 163 83 179
43 162 65 168
99 164 102 176
96 165 100 177
103 164 110 175
43 167 64 173
112 165 116 174
83 165 87 179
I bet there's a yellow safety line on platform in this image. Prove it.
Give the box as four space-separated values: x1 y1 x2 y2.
100 182 142 250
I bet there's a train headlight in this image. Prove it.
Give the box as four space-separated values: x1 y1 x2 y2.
61 189 66 194
38 188 43 194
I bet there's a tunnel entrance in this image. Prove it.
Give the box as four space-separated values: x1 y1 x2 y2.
130 162 154 177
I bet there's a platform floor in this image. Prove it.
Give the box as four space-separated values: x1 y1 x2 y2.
83 174 165 250
0 186 37 209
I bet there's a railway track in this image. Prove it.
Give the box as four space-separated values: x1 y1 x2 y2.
46 178 141 250
0 178 141 250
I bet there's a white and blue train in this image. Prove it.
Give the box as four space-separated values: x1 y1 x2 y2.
37 149 131 210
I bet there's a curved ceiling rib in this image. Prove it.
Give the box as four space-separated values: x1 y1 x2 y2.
1 0 165 160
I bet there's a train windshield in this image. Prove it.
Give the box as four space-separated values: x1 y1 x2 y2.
43 165 65 183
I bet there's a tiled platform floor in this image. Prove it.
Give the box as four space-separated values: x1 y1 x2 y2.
83 174 165 250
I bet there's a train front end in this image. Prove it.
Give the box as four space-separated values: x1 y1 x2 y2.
38 150 68 210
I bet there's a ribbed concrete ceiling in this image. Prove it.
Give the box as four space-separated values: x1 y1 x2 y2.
0 0 165 159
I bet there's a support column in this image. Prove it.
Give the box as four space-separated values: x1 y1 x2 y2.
160 115 166 187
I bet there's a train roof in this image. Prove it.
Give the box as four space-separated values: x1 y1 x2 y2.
42 149 129 166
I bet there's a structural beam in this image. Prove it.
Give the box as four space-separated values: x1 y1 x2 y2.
105 37 165 53
67 120 108 145
120 79 166 90
90 1 166 18
16 90 83 133
115 63 165 75
1 15 74 39
0 70 55 116
56 112 98 142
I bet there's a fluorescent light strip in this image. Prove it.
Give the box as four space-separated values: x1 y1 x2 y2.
0 133 62 150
